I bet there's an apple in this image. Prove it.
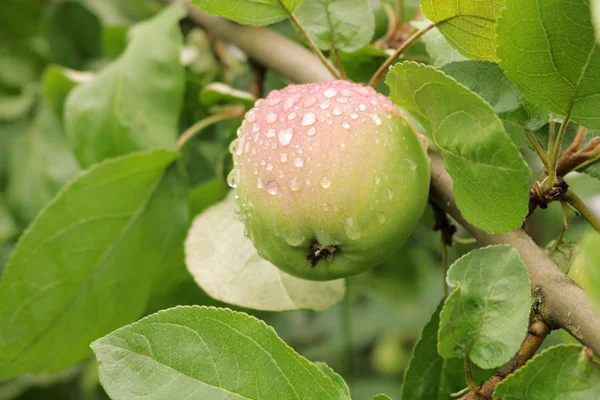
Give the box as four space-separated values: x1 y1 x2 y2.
229 80 430 281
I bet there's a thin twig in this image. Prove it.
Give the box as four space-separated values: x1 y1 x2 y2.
368 22 435 88
564 191 600 232
286 12 341 79
459 318 551 399
175 106 245 149
549 111 573 179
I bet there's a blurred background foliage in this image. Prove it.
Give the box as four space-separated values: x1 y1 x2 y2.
0 0 598 399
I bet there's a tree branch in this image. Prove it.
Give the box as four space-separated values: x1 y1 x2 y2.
177 2 600 356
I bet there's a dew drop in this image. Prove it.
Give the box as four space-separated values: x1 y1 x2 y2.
283 228 305 246
341 89 352 97
228 139 237 154
256 178 264 188
303 97 317 107
280 153 288 163
252 123 260 133
369 114 382 125
294 156 304 167
288 177 301 191
407 159 417 171
267 97 281 106
266 181 278 195
344 217 362 240
321 203 329 211
246 110 257 122
324 88 337 98
227 169 238 188
342 122 350 129
350 113 358 119
288 112 297 120
278 128 294 146
319 100 330 109
278 170 284 178
235 135 246 155
283 95 300 111
332 108 342 116
307 127 317 136
266 129 276 137
377 213 387 224
320 177 332 188
387 189 393 200
266 163 273 171
336 97 348 103
383 104 393 113
266 113 277 124
359 103 367 111
300 113 316 126
305 178 311 185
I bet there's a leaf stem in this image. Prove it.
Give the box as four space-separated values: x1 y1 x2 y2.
330 40 347 79
286 12 341 79
524 129 551 170
368 22 435 88
564 191 600 232
454 237 477 246
549 112 572 178
175 106 244 150
464 356 480 394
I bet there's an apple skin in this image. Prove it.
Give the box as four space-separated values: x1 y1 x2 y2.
230 80 430 281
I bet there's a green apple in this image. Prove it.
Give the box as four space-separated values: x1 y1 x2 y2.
229 80 430 281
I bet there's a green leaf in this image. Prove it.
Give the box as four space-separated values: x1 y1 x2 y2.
42 65 94 119
569 232 600 315
416 23 467 67
497 0 600 129
191 0 302 26
420 0 504 61
402 302 445 400
373 395 392 400
0 150 189 378
402 301 483 400
546 240 579 274
199 83 256 111
188 177 226 217
493 345 600 399
92 306 346 399
185 193 345 311
441 60 548 148
314 362 351 400
386 62 531 233
64 4 186 167
6 103 80 225
438 245 531 369
45 1 103 69
0 0 43 41
594 0 600 42
0 194 18 244
339 46 388 84
295 0 374 53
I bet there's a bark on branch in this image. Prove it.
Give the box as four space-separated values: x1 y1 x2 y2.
178 1 600 355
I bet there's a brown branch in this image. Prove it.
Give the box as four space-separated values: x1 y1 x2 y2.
459 317 551 400
176 2 600 356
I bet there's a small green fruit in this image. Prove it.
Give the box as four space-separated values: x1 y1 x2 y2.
230 80 430 281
